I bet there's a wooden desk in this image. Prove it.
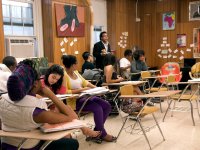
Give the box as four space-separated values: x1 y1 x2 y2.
102 81 146 86
0 129 76 150
119 90 181 99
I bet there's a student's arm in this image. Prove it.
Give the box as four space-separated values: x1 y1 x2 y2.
33 110 76 124
39 86 78 120
105 65 123 83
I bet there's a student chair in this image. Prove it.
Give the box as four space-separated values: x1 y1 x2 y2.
189 62 200 79
163 82 200 126
117 84 165 150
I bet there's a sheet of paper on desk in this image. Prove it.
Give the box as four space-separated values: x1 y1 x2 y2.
40 94 76 101
80 87 109 97
40 119 85 133
120 81 144 84
188 79 200 82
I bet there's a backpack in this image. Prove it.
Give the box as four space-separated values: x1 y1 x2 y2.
82 69 102 80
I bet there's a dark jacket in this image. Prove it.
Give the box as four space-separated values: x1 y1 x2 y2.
93 41 111 69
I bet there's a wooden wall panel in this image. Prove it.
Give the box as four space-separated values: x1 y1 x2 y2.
0 0 5 62
107 0 200 68
42 0 91 71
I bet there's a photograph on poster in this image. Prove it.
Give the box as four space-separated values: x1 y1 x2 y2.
177 34 186 47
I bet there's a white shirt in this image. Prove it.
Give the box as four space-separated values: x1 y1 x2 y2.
69 75 83 89
119 58 131 78
102 41 109 53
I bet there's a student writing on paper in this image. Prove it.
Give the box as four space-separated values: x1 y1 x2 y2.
0 59 99 150
39 64 101 138
62 55 116 142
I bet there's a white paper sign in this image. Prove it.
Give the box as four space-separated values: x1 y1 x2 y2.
61 48 65 52
179 56 184 60
161 44 165 47
180 50 184 54
70 41 74 46
168 54 172 58
163 55 167 58
64 38 68 43
163 41 167 44
157 49 161 52
60 41 64 46
73 38 77 42
166 44 170 47
174 49 178 53
190 44 194 47
186 48 191 52
163 37 167 40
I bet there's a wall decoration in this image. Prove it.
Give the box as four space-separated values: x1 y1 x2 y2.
162 12 175 30
177 34 186 47
117 32 128 49
189 1 200 21
59 37 78 55
193 28 200 58
55 3 85 37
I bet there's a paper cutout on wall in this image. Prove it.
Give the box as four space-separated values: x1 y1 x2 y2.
161 44 165 47
168 54 172 58
157 49 161 52
64 38 68 43
163 37 167 40
186 48 191 52
174 49 178 53
173 55 177 58
179 56 184 60
74 38 77 42
163 41 167 44
180 50 184 54
168 48 172 53
60 41 64 46
158 54 162 58
163 55 167 58
166 44 170 47
70 41 74 46
61 48 65 52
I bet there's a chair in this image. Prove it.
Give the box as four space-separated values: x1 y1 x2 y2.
117 84 165 150
189 62 200 79
159 62 182 83
163 82 200 126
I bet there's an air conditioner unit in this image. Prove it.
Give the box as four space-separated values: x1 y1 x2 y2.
5 37 36 58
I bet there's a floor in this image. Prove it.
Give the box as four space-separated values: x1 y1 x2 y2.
76 100 200 150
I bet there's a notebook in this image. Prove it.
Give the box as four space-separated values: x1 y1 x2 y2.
40 119 86 133
79 87 109 97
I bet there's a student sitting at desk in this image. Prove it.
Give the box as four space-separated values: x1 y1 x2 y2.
131 49 148 81
104 54 143 95
82 51 95 73
62 55 116 142
0 59 99 150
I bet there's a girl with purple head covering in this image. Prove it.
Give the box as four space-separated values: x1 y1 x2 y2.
0 59 99 150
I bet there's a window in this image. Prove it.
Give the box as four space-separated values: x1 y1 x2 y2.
93 26 102 44
2 0 34 36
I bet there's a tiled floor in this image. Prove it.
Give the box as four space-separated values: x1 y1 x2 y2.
77 100 200 150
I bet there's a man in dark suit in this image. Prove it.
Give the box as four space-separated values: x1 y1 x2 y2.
93 31 111 69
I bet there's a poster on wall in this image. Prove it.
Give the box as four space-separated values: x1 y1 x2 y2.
55 3 85 37
177 34 186 47
189 1 200 21
162 12 175 30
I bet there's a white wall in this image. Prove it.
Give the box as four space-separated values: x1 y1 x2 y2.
91 0 107 31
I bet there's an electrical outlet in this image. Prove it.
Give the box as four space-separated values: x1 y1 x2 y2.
136 18 141 22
